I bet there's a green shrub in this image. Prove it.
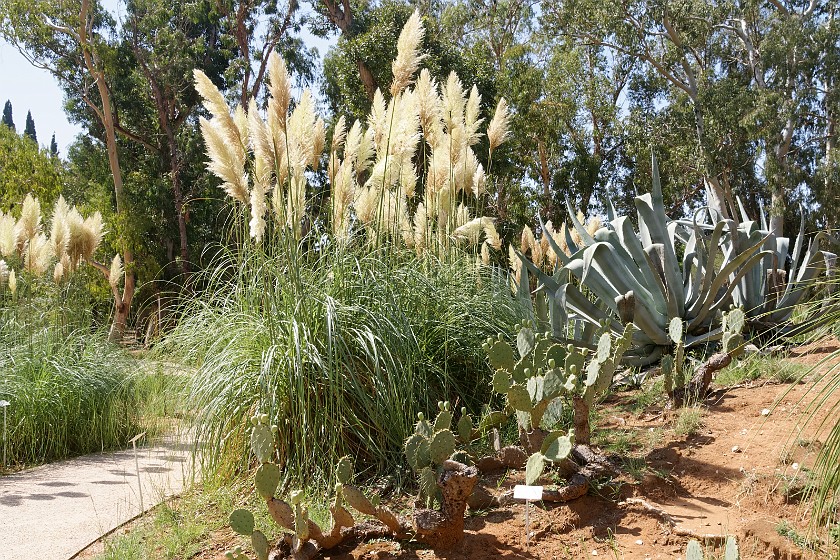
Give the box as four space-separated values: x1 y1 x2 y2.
158 243 524 485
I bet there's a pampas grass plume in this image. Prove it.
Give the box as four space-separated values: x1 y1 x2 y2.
0 212 17 258
53 261 64 283
8 268 16 294
17 193 42 242
109 254 123 289
390 10 425 97
487 98 511 154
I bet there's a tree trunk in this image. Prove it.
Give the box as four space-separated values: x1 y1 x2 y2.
79 0 134 341
573 396 591 446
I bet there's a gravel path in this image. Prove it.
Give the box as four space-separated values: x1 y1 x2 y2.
0 433 195 560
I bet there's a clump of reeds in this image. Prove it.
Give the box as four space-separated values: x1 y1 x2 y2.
194 10 510 258
0 194 121 292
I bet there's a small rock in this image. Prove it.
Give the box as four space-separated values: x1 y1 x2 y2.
792 462 800 470
732 446 742 453
635 539 644 545
591 550 598 556
761 408 771 416
497 446 528 469
744 344 760 355
475 456 504 473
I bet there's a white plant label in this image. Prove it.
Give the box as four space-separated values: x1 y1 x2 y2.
513 484 543 501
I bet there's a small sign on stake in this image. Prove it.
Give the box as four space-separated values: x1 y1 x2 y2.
513 485 543 547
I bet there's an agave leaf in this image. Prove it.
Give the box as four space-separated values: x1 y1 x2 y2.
537 213 571 269
581 243 662 318
555 284 612 327
634 193 685 316
689 247 773 330
565 196 596 247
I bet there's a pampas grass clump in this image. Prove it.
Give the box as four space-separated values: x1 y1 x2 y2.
194 10 509 258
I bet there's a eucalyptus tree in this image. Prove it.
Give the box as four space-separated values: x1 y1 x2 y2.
215 0 314 107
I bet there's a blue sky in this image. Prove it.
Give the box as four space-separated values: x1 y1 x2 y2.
0 2 334 155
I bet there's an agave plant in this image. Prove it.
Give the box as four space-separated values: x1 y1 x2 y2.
515 154 774 365
707 200 834 335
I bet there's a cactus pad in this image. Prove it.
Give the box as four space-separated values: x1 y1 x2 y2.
434 409 453 432
543 368 565 399
450 450 473 465
343 485 376 515
251 530 270 560
686 540 703 560
541 432 573 462
404 433 425 471
726 308 746 334
492 369 513 393
457 413 473 442
596 332 612 362
525 452 544 485
668 317 684 344
332 505 354 529
250 423 275 464
419 466 437 500
255 462 281 499
724 535 739 560
430 429 457 464
516 325 536 358
335 456 354 485
478 410 507 431
415 413 433 438
485 337 516 370
507 385 533 411
230 508 255 536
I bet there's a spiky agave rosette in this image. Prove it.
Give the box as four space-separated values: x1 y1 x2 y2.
194 10 508 258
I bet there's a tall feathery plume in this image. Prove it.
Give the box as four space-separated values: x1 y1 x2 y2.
250 184 268 242
481 241 491 266
17 193 42 242
482 218 502 249
390 10 426 97
23 233 53 276
267 52 292 133
464 85 483 147
200 117 249 204
248 100 273 243
233 104 249 144
311 118 326 168
343 120 363 169
355 127 376 178
53 261 64 283
413 202 429 253
8 269 16 294
369 89 389 150
508 243 521 292
329 115 347 184
0 212 17 257
487 98 511 155
415 69 441 147
0 259 8 284
193 69 245 162
586 215 603 237
50 196 70 259
109 254 123 289
331 161 355 241
65 208 86 268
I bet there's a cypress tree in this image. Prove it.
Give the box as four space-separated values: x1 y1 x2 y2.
24 110 37 143
1 101 14 131
50 133 58 157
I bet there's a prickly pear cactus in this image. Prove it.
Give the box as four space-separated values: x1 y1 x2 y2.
524 429 575 485
722 308 746 357
663 317 689 397
249 413 277 464
404 401 483 505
